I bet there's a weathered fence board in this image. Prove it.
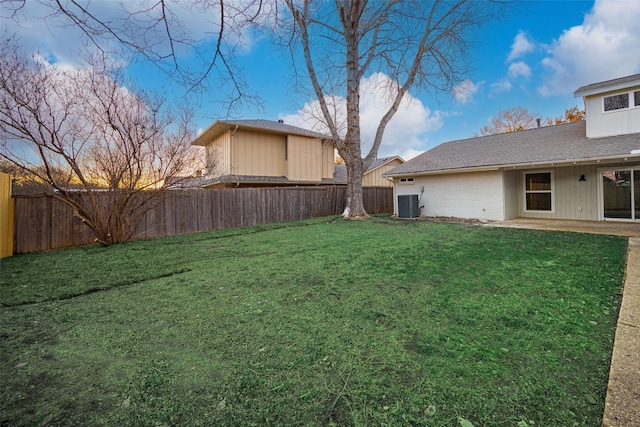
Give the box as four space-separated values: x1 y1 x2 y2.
13 186 393 254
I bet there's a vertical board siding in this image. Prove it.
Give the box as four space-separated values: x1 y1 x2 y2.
232 129 287 176
287 136 327 181
363 160 403 187
13 186 392 254
519 164 614 221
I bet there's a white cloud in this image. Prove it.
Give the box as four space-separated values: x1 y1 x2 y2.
280 73 442 160
508 61 531 79
490 78 512 95
452 80 481 105
507 31 536 61
539 0 640 96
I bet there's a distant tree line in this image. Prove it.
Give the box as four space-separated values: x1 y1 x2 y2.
478 106 586 136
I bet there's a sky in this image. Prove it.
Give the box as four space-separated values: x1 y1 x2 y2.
3 0 640 161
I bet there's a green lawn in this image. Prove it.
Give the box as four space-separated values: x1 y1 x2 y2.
0 216 628 426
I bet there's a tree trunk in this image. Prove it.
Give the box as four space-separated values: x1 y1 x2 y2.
345 157 367 218
341 1 368 219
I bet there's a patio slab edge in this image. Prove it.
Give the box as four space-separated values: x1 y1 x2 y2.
602 237 640 427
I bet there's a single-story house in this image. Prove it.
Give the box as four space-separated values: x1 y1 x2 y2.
383 74 640 222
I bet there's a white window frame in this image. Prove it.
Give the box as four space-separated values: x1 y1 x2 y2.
523 170 555 213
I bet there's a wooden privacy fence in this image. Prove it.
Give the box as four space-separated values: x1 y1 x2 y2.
13 186 393 254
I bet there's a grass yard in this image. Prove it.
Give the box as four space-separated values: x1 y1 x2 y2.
0 216 628 426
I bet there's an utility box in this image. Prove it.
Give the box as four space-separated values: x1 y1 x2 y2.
397 194 420 218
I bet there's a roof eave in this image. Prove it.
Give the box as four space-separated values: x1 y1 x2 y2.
191 121 228 146
384 153 640 178
229 123 329 140
367 156 405 173
191 120 330 146
574 79 640 98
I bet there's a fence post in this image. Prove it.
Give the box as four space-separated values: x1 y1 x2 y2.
0 172 14 257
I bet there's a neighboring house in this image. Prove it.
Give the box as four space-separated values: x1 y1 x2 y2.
384 74 640 222
333 156 405 187
190 119 335 188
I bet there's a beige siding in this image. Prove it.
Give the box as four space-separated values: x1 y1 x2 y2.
517 164 637 220
363 159 403 187
206 131 232 176
321 142 335 179
503 170 520 220
231 129 287 176
287 135 331 181
204 128 334 182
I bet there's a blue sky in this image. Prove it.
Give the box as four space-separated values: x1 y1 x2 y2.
3 0 640 160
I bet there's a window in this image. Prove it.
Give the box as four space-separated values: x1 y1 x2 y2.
601 168 640 221
399 177 414 184
524 172 553 211
604 93 629 111
634 91 640 107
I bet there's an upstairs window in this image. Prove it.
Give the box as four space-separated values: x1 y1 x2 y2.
399 177 414 184
604 93 629 111
634 91 640 107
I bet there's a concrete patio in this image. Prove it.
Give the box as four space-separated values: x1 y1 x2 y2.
486 218 640 238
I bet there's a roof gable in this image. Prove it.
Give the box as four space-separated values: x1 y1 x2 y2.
367 156 404 172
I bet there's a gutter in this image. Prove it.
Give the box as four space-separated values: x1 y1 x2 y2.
384 153 640 178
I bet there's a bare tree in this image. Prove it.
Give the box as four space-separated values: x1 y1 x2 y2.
280 0 505 218
0 40 201 244
24 0 505 218
35 0 269 114
478 106 538 136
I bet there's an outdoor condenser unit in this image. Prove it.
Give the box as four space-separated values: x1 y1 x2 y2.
397 194 420 218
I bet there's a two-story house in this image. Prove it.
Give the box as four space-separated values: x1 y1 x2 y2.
190 119 335 188
384 74 640 221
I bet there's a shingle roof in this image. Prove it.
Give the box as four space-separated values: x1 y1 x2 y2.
192 119 330 145
384 121 640 177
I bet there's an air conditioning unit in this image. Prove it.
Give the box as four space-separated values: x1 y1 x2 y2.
397 194 420 218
